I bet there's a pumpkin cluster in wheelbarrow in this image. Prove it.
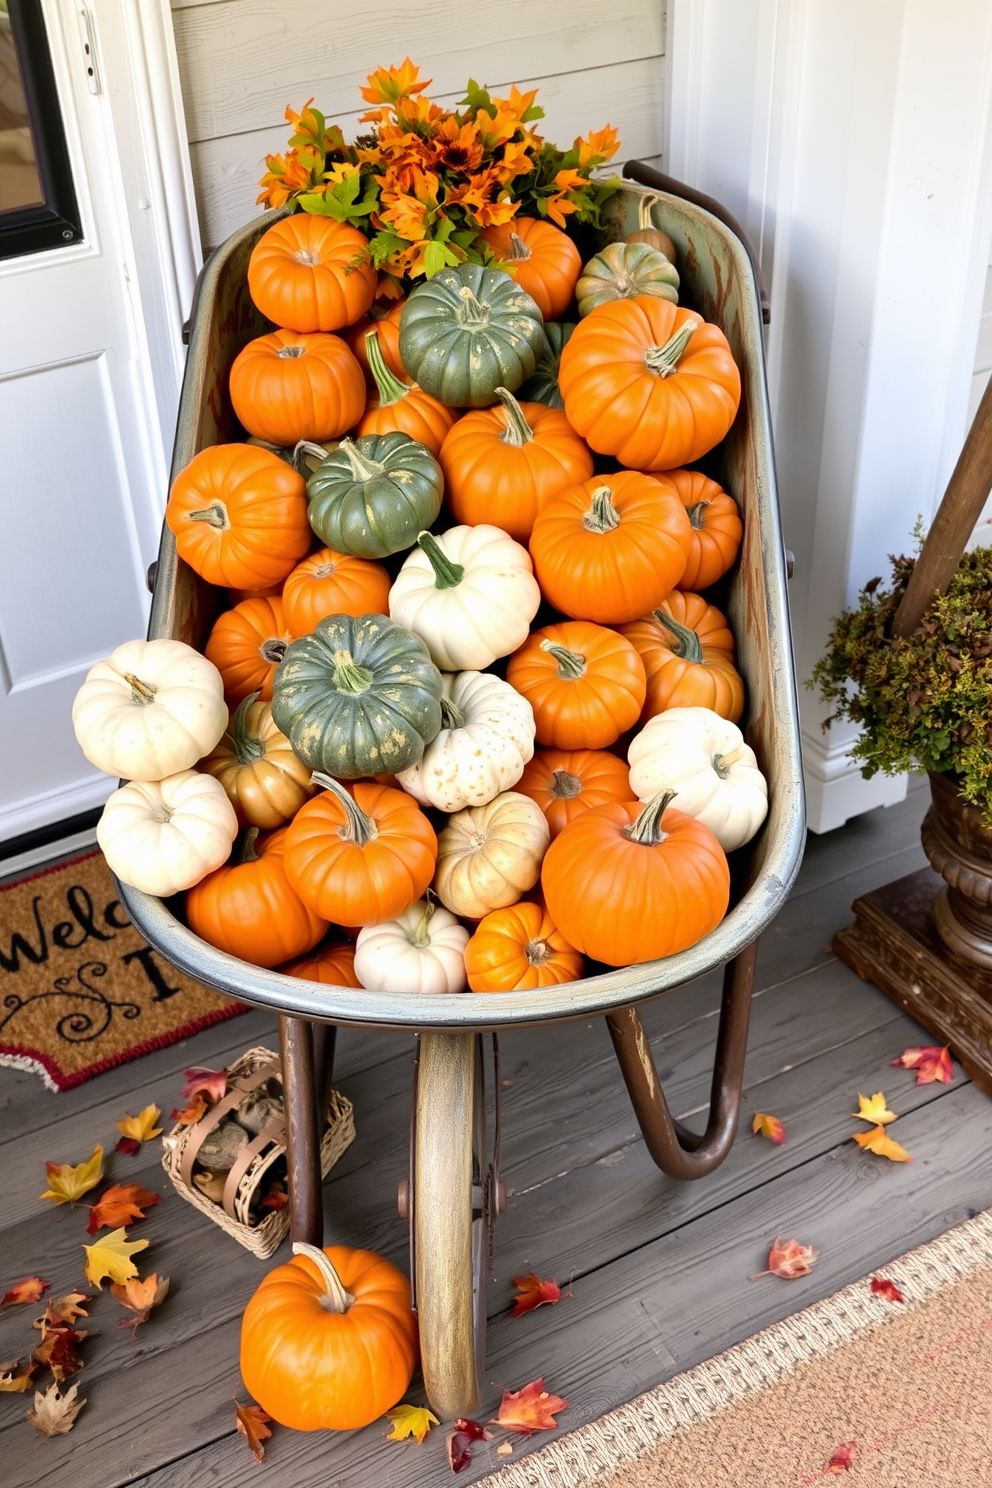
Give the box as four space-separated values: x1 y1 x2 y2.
81 202 771 994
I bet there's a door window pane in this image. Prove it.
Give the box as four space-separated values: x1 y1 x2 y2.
0 7 44 214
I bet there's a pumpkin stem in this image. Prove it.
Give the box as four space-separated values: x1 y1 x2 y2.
417 531 465 590
539 638 587 680
550 768 583 800
638 192 658 231
259 637 288 665
330 649 374 694
454 285 491 328
440 694 466 730
365 329 410 408
713 745 747 778
507 232 532 262
654 609 704 663
185 502 230 530
277 343 306 359
525 937 550 967
236 826 261 864
122 672 157 706
410 896 436 949
230 691 265 764
338 437 385 483
625 790 678 846
294 439 334 474
685 499 711 530
644 320 698 378
582 485 621 534
495 387 534 447
310 772 377 847
291 1242 355 1312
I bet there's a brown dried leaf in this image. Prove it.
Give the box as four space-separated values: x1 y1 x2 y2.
235 1399 273 1463
27 1380 86 1437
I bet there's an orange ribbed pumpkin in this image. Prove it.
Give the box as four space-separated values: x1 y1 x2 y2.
185 827 327 969
440 388 593 542
357 330 458 456
665 469 742 590
280 547 391 638
621 590 744 724
480 217 582 321
466 900 583 991
344 298 408 386
166 445 310 590
558 297 742 471
506 621 646 750
542 793 730 965
229 329 365 448
281 939 360 987
240 1243 417 1431
516 747 632 838
247 215 376 332
204 595 293 704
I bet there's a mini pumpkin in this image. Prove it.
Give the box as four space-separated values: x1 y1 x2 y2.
306 433 443 560
247 215 377 333
186 826 328 969
199 691 316 829
397 670 536 813
281 939 361 988
506 620 647 750
354 898 469 993
516 747 632 838
204 595 294 704
281 547 392 639
97 770 238 896
357 330 458 456
576 240 680 317
465 900 583 992
620 592 744 724
344 297 408 386
434 790 550 920
479 217 582 321
229 330 366 448
665 468 743 590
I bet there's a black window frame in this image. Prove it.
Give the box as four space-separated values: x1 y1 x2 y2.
1 0 83 260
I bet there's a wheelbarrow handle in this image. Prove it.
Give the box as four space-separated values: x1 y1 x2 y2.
623 159 771 327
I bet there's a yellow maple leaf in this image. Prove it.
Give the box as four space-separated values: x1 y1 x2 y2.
115 1105 163 1143
852 1125 911 1162
82 1228 149 1289
385 1402 439 1445
852 1092 897 1125
39 1144 104 1206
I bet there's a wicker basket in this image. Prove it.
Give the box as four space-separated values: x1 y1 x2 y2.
162 1045 355 1258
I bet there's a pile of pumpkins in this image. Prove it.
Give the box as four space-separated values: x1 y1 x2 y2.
72 208 769 997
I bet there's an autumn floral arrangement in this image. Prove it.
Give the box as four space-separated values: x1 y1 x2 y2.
256 59 621 288
811 541 992 822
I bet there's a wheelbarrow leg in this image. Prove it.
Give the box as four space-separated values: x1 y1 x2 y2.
311 1021 337 1129
279 1015 323 1246
606 938 758 1180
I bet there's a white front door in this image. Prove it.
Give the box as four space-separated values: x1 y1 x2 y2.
0 0 198 844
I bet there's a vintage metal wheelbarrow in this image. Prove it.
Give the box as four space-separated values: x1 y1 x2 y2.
118 165 806 1421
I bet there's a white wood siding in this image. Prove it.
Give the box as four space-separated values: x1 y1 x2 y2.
169 0 667 250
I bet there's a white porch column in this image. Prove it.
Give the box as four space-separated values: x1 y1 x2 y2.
665 0 992 831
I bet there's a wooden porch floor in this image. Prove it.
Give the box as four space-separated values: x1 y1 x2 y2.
4 777 992 1486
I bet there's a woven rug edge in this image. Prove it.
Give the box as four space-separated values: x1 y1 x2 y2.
479 1206 992 1488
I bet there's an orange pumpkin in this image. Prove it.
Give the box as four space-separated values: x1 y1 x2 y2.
558 297 742 471
229 330 366 448
480 217 582 321
665 468 743 590
466 900 583 991
506 621 646 750
247 215 376 333
284 775 437 927
281 547 391 639
542 792 730 965
166 444 311 590
186 827 327 969
621 590 744 723
529 471 692 624
205 595 294 704
281 938 360 987
516 747 632 838
440 388 593 542
357 330 458 456
240 1242 418 1431
344 298 408 386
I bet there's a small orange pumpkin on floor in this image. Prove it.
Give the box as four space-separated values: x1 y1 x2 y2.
466 900 583 991
204 595 294 704
240 1242 418 1431
516 747 632 838
506 620 646 750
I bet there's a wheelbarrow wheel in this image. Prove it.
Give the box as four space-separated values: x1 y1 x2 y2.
414 1031 487 1420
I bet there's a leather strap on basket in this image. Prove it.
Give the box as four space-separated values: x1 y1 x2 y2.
221 1117 287 1219
178 1060 282 1189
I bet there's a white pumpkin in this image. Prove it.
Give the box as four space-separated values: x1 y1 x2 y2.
354 900 469 994
627 707 768 852
388 525 541 671
397 671 536 812
73 639 228 782
434 790 550 920
97 770 238 895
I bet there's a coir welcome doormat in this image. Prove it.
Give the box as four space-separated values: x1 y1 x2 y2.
0 850 246 1091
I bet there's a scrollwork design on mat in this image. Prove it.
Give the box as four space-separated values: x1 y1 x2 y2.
1 961 143 1044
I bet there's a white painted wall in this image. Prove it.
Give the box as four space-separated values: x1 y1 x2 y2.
168 0 668 251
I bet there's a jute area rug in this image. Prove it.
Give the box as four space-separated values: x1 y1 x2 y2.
482 1209 992 1488
0 849 245 1091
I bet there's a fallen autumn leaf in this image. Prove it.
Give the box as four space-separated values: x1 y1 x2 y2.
82 1227 149 1288
890 1046 953 1085
751 1237 819 1280
0 1360 36 1393
38 1144 104 1206
510 1271 561 1316
852 1125 911 1162
852 1092 897 1125
1 1277 49 1307
115 1104 163 1147
752 1112 787 1145
111 1272 170 1335
385 1402 439 1445
235 1399 272 1464
181 1067 228 1103
27 1380 86 1437
86 1182 160 1234
870 1277 905 1303
493 1377 568 1434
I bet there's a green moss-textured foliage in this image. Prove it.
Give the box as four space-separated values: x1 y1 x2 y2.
810 545 992 821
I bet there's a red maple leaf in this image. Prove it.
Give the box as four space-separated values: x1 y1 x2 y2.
492 1377 568 1434
181 1066 228 1103
826 1441 857 1472
751 1237 818 1279
1 1277 49 1308
86 1182 160 1234
510 1272 561 1317
870 1277 905 1303
170 1090 210 1125
890 1045 953 1085
114 1137 141 1156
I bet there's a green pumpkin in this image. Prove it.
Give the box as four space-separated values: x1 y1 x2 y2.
305 432 443 560
398 263 545 408
271 612 443 779
517 323 576 410
576 241 680 318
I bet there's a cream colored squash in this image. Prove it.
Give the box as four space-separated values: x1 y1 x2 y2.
388 524 541 671
434 790 550 919
354 899 469 993
72 638 228 782
627 706 768 852
96 770 238 895
397 671 536 812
